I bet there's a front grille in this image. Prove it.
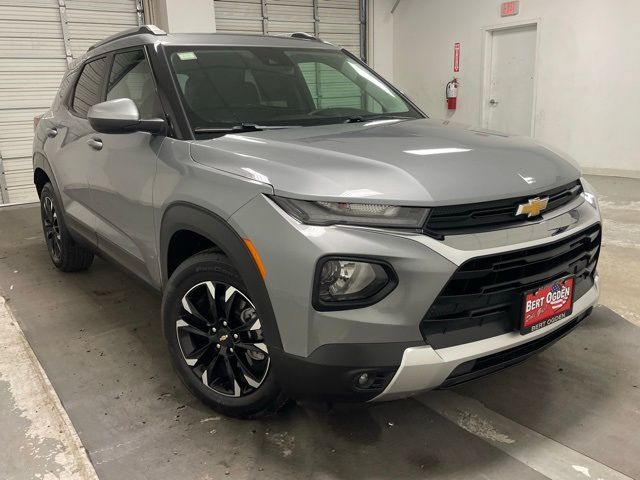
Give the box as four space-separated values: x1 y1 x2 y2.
421 223 601 349
423 181 583 237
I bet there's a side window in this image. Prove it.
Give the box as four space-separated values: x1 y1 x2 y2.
72 57 107 117
107 50 161 118
298 62 383 113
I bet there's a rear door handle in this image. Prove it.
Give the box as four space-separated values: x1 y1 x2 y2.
46 127 58 138
87 138 103 151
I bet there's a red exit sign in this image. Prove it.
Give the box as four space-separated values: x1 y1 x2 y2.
501 1 519 16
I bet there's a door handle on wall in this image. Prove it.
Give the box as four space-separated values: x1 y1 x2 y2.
87 138 103 151
46 127 58 138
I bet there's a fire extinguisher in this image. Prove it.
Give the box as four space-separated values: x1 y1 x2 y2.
446 78 459 110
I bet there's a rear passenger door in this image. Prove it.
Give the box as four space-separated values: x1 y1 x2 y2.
87 48 165 287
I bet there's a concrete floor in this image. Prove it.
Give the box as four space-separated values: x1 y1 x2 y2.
0 175 638 480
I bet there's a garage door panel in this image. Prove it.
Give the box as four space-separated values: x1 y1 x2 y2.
267 0 313 5
318 0 358 8
3 157 33 174
0 4 60 22
0 93 58 110
215 2 262 19
0 108 52 125
65 0 140 13
0 0 141 204
213 0 362 56
0 58 67 72
318 22 358 34
216 20 264 34
318 7 359 23
268 4 313 24
4 169 33 186
0 135 35 159
0 38 66 59
0 19 63 39
268 22 315 35
66 9 138 26
0 74 64 90
5 185 38 204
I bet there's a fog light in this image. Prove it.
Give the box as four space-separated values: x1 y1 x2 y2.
356 372 370 387
314 258 397 310
319 260 377 298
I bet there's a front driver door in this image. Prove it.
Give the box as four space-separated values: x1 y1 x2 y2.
87 48 165 287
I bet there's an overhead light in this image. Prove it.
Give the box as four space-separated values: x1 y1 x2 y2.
404 148 471 156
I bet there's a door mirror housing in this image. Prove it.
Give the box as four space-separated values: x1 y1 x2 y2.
87 98 165 134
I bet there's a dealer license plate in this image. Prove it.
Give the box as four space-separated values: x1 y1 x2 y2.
521 277 574 334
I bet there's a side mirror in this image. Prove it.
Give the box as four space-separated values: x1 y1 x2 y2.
87 98 165 134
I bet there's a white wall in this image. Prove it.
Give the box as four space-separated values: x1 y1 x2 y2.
149 0 216 33
380 0 640 175
369 0 395 82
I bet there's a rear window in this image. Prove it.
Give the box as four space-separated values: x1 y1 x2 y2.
72 57 107 117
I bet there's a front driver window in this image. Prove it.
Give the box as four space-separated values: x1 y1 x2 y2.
107 50 161 118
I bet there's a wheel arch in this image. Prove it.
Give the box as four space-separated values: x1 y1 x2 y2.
33 152 59 198
160 202 283 350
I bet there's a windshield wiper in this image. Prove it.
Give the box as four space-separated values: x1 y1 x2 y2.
343 114 415 124
194 123 297 134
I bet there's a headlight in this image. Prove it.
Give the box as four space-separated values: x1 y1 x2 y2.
313 257 397 310
580 178 599 210
271 196 430 228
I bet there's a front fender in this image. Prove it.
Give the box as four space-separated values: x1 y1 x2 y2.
159 202 283 350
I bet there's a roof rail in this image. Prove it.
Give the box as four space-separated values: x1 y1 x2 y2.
88 25 166 51
275 32 322 42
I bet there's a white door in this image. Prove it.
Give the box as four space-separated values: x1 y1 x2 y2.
485 24 537 136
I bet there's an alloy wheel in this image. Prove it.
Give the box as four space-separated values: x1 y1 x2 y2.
176 281 270 397
43 196 62 262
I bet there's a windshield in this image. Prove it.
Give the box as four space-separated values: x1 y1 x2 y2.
167 46 423 134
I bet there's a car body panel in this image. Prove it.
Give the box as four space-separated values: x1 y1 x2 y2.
191 118 581 205
228 190 600 357
89 131 165 284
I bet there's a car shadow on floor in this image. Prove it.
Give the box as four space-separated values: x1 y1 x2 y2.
0 208 637 479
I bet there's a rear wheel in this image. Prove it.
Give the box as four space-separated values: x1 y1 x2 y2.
40 183 94 272
162 250 288 418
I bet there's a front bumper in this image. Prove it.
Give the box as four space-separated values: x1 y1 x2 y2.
229 179 602 402
373 277 598 401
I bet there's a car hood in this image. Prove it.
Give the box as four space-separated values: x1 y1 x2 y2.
190 118 581 206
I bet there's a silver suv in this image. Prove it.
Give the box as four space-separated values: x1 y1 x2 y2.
33 26 602 418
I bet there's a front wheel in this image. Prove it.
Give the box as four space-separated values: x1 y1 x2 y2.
161 250 288 418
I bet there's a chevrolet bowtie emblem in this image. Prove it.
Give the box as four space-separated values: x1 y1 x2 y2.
219 334 228 341
516 197 549 218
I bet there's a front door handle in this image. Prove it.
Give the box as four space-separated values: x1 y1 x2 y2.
87 138 103 151
489 99 499 106
46 127 58 138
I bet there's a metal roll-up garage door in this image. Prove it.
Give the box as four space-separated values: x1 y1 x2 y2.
0 0 142 205
213 0 363 58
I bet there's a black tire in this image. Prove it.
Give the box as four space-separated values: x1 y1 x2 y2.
40 183 94 272
161 249 288 418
